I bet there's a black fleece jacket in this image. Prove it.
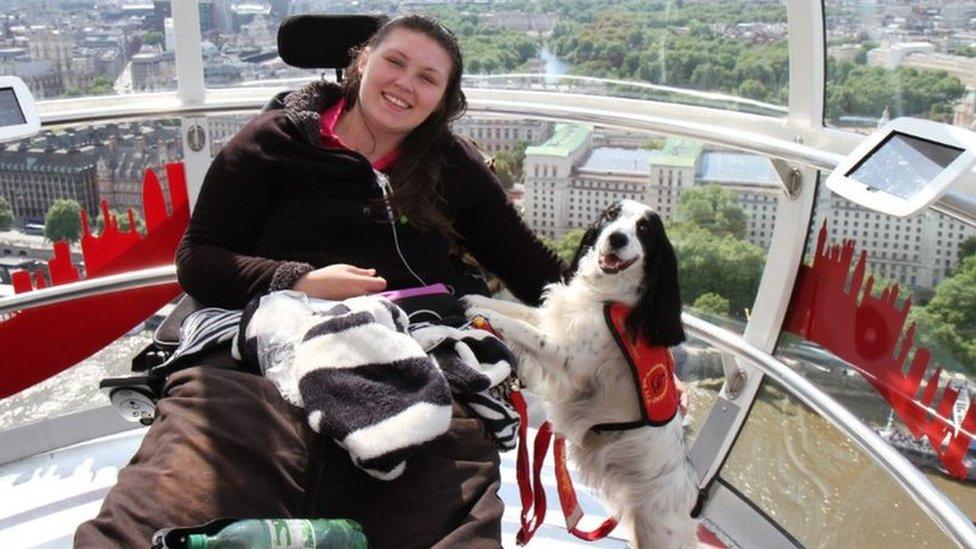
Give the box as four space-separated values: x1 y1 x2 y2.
175 81 564 309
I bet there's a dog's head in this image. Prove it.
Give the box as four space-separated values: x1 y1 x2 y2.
567 200 685 347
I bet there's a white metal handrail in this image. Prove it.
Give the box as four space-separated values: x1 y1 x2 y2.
461 73 789 115
33 89 976 227
683 313 976 549
0 266 177 316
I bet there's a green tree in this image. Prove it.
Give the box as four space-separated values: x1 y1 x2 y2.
44 199 82 243
541 227 587 264
492 155 517 189
492 144 527 190
737 79 767 100
89 76 115 96
674 184 747 239
949 46 976 58
959 236 976 263
909 255 976 375
142 32 164 47
92 208 146 235
692 292 729 316
0 196 13 231
669 224 764 318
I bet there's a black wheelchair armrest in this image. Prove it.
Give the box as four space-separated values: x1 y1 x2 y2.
153 294 205 349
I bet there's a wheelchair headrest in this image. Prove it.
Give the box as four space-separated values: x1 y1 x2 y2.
277 14 388 70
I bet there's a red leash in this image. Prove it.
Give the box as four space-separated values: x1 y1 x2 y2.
510 393 619 545
553 436 619 540
510 390 549 545
472 315 619 545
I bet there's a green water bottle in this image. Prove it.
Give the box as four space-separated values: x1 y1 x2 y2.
185 518 367 548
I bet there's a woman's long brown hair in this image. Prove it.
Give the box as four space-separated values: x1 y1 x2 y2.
342 14 467 238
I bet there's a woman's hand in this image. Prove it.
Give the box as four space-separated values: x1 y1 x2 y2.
292 264 387 300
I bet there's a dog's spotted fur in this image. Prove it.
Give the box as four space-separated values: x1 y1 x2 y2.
465 200 698 548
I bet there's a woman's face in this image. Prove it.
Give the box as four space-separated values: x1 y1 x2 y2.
356 28 453 139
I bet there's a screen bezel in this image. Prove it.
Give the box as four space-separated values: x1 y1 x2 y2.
0 76 40 143
844 131 965 196
825 118 976 217
0 86 27 125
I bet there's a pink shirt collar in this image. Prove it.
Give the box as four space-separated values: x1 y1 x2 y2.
319 97 401 171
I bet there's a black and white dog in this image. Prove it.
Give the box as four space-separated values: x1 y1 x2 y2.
464 199 699 548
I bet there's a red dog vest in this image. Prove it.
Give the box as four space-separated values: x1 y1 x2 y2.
594 302 680 431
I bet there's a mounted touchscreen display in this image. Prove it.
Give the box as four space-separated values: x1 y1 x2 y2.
825 117 976 217
0 76 40 143
0 87 27 126
846 131 964 200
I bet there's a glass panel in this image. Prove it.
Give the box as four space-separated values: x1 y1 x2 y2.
507 119 777 332
467 0 788 115
681 334 725 445
201 1 323 89
0 330 153 432
0 118 187 431
774 177 976 525
203 1 788 115
0 0 177 98
824 1 974 129
723 380 955 548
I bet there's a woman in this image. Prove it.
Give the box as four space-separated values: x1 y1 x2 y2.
75 14 563 549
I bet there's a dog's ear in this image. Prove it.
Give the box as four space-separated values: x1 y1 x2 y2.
627 214 686 347
564 223 600 283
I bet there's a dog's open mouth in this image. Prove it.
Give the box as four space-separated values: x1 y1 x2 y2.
599 253 637 274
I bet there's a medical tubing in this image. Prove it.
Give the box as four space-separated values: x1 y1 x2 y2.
375 170 429 287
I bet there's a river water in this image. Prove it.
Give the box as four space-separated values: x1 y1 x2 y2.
539 46 569 76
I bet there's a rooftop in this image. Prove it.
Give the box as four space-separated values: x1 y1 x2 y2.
698 151 779 186
651 138 703 168
578 147 661 176
525 123 591 158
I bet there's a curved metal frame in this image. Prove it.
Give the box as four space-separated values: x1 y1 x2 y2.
4 2 974 546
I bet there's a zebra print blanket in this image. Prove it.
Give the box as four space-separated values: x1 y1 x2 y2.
167 291 519 480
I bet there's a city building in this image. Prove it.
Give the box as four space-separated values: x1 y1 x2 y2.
812 194 976 288
452 117 554 153
480 12 558 33
523 123 593 239
954 91 976 130
153 1 215 34
0 59 61 99
522 124 970 290
868 42 976 88
0 144 99 221
230 4 273 33
646 138 702 221
867 42 935 69
96 124 182 212
130 46 176 92
827 44 861 63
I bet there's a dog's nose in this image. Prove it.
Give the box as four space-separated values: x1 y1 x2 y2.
608 231 628 249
